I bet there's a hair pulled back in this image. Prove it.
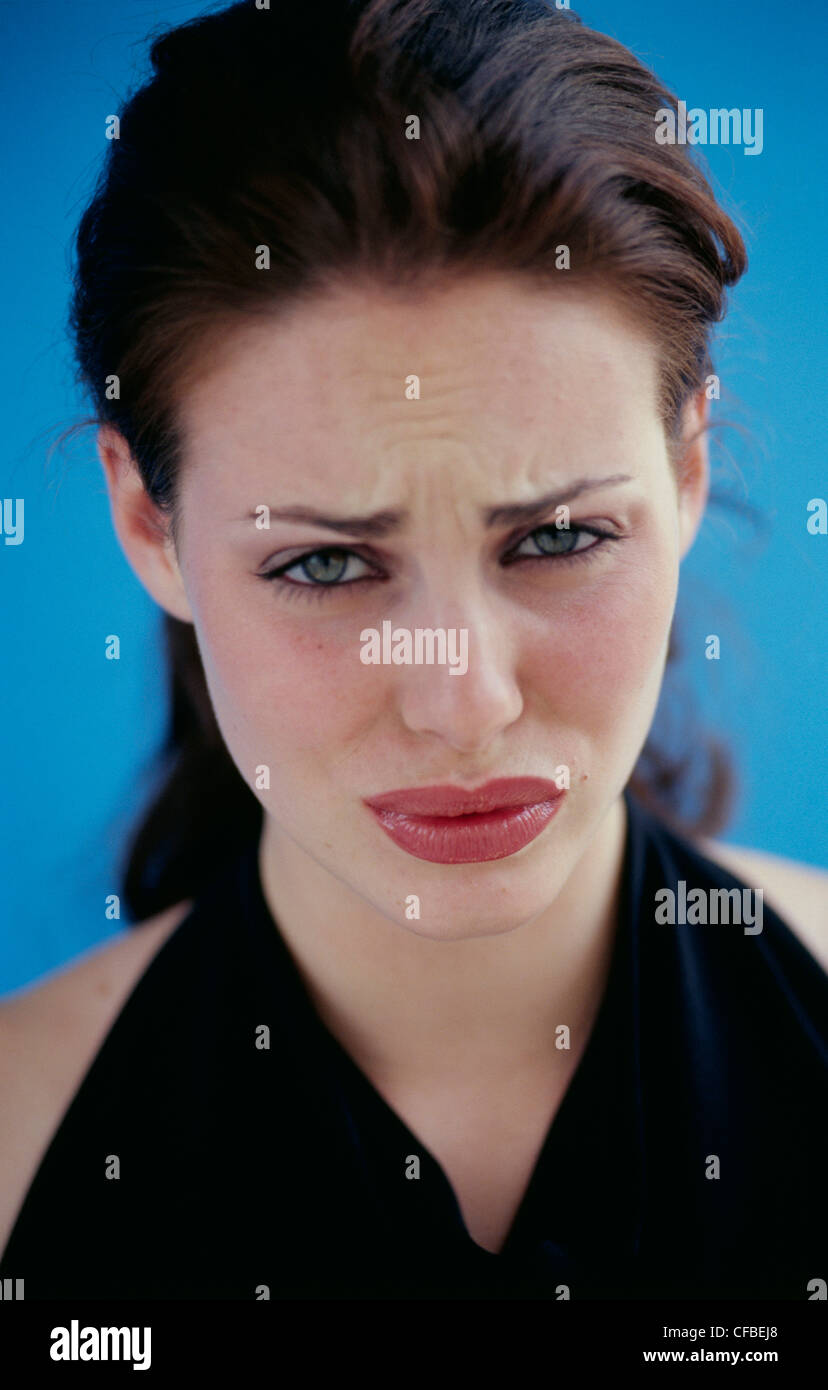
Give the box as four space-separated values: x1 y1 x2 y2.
68 0 747 920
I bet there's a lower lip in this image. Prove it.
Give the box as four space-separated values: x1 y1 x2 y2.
366 796 565 864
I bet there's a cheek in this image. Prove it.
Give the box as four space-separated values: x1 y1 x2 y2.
191 588 373 778
523 545 678 734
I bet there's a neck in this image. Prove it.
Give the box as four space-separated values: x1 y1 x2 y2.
257 795 628 1084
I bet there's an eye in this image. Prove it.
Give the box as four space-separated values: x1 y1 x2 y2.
258 524 622 603
260 546 377 592
505 523 617 563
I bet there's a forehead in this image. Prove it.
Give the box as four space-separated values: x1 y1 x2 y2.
175 274 661 496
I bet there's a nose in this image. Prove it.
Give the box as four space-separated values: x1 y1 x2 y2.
393 594 524 754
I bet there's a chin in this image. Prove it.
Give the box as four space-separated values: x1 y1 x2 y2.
378 872 560 942
397 911 543 944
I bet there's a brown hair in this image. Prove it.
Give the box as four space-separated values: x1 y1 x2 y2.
67 0 747 920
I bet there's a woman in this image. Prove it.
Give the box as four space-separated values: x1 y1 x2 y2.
1 0 825 1301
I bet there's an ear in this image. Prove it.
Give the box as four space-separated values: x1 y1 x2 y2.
674 388 710 560
97 424 194 623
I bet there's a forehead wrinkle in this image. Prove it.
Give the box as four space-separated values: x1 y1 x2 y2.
177 279 666 528
328 365 489 442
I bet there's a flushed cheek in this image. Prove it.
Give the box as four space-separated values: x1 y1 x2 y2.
198 608 380 786
524 560 677 742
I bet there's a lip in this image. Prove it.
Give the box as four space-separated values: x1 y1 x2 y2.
363 776 566 864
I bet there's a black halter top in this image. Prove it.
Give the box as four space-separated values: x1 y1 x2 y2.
2 792 826 1300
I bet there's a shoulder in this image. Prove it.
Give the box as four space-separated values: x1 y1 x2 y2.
699 838 828 972
0 898 192 1021
0 899 192 1259
0 900 193 1062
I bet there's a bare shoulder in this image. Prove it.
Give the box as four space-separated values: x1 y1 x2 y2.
700 838 828 972
0 899 192 1259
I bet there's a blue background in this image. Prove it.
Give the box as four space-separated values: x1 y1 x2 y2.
1 0 826 992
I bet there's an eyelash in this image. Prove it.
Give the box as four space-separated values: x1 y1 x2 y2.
258 524 623 602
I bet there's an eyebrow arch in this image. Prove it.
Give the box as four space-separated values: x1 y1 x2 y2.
242 474 634 539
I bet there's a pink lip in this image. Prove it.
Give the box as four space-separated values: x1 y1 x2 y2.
363 777 566 864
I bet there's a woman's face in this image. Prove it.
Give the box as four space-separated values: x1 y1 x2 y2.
109 274 708 939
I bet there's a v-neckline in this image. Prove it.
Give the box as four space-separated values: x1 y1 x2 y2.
245 791 647 1263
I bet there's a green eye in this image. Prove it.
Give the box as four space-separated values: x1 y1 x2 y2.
259 523 622 606
260 545 376 599
298 549 351 583
510 524 606 561
528 526 582 555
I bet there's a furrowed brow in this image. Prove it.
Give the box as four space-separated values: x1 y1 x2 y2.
242 474 633 537
242 506 405 539
483 474 633 527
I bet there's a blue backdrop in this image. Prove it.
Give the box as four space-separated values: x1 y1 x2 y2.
1 0 826 992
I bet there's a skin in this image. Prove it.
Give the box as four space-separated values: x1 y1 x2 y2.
95 273 709 1086
2 272 825 1259
1 275 825 1261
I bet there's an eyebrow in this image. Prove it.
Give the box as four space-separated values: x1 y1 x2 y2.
241 474 634 538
